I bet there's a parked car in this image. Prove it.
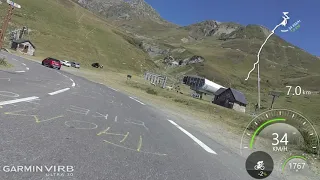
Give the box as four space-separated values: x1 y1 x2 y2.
42 57 61 70
71 62 80 69
92 63 103 68
60 60 71 67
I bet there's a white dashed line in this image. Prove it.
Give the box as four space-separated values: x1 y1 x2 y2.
12 58 17 61
26 67 29 70
168 120 217 155
15 71 25 73
48 88 70 95
0 96 39 106
22 63 26 66
129 96 145 105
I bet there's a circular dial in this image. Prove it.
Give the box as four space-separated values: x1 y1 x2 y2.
240 109 319 179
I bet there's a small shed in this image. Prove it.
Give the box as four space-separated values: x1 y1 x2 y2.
11 39 36 56
213 88 247 113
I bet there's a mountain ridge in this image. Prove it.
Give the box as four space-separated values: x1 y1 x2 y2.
73 0 318 59
73 0 175 26
0 0 319 122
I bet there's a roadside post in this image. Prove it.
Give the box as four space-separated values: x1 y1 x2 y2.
0 0 21 49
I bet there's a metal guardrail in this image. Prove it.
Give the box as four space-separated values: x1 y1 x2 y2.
144 72 167 89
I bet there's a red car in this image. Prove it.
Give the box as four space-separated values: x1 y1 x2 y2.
42 57 61 70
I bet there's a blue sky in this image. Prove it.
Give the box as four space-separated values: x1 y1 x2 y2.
145 0 320 56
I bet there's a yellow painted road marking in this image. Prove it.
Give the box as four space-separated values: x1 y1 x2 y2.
36 115 64 123
137 135 142 151
4 109 64 123
97 127 110 136
120 132 129 143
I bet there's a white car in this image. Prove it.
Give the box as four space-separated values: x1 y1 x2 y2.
60 60 71 67
71 62 80 69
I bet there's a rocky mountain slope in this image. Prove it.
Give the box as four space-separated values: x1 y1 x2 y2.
75 0 160 20
73 0 176 33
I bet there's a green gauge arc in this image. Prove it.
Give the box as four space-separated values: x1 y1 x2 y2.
281 156 307 172
249 118 286 149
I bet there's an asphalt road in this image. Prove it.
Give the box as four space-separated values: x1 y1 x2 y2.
0 51 316 180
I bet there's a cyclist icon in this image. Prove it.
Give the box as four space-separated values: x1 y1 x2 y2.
254 161 265 170
246 151 274 179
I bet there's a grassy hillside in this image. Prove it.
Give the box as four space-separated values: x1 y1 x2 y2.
144 24 320 125
0 57 12 68
0 0 157 74
0 0 318 126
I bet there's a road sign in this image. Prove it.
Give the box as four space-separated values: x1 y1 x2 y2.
6 0 21 8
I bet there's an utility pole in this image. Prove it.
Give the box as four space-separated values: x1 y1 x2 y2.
0 0 21 49
257 64 261 109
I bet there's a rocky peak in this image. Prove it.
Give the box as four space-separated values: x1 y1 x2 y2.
181 20 241 40
75 0 162 22
182 20 220 37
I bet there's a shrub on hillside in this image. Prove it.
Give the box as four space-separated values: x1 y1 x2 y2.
0 58 8 66
146 88 158 95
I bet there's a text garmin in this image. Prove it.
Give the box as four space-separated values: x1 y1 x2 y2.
2 165 74 177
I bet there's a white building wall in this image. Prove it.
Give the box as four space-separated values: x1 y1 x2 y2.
233 103 246 113
17 42 35 56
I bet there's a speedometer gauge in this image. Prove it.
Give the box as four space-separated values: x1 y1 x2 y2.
240 109 319 179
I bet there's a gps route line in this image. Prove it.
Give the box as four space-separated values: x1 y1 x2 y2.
249 118 286 149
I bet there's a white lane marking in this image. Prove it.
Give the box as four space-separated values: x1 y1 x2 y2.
15 71 25 73
12 58 17 61
108 87 118 91
25 99 40 105
56 71 76 87
26 67 29 70
70 78 75 87
0 96 39 106
168 120 217 155
48 88 70 95
22 63 26 66
129 96 145 105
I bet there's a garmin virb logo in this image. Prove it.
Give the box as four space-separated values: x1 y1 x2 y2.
1 165 74 177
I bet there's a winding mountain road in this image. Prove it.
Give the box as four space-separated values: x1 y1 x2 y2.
0 51 308 180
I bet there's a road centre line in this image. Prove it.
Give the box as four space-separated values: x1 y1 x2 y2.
70 78 75 87
22 63 26 66
15 71 25 73
56 71 76 87
129 96 145 105
168 120 217 155
48 88 70 95
0 96 39 106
